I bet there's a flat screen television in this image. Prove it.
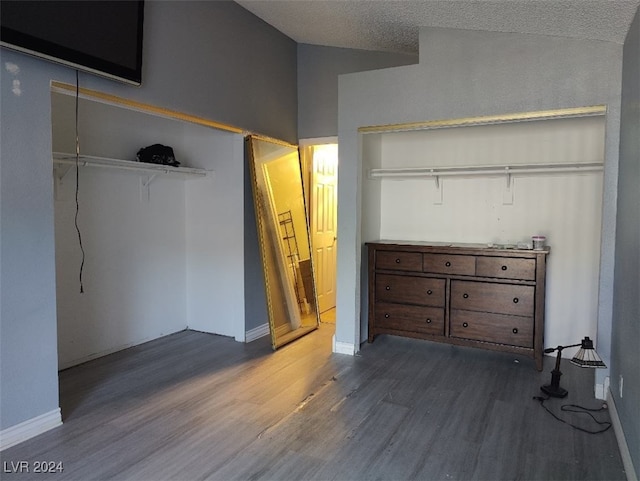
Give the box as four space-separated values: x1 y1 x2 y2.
1 1 144 85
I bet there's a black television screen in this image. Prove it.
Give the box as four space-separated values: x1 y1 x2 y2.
1 1 144 85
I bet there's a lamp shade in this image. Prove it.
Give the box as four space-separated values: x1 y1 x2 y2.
570 337 606 368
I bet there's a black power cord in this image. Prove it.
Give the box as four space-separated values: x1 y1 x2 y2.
75 70 85 294
533 395 612 434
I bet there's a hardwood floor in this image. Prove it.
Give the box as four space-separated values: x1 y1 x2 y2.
320 308 336 324
1 325 626 481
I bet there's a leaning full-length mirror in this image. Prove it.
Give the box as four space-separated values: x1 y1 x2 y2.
247 135 319 349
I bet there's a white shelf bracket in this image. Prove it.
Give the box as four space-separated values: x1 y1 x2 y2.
53 163 76 201
141 173 158 188
140 174 157 202
56 164 73 183
433 172 443 205
503 167 514 205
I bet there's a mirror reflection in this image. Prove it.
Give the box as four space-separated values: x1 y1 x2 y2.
247 135 319 349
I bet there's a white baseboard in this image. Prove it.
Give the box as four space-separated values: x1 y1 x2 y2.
0 409 62 451
607 389 638 481
245 323 270 342
333 335 356 355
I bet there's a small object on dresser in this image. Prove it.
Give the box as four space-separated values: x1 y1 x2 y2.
532 235 546 250
136 144 180 167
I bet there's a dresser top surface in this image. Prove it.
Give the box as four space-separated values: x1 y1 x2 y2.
366 240 550 256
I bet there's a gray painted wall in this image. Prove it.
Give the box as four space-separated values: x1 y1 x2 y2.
297 44 417 139
612 7 640 478
0 0 296 431
336 28 623 374
1 52 61 434
130 0 299 143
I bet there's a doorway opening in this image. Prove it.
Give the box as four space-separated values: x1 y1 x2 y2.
300 140 338 324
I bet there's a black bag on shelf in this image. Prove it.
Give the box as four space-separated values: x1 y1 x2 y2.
136 144 180 167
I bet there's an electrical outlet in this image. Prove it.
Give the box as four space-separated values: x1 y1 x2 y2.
619 375 624 398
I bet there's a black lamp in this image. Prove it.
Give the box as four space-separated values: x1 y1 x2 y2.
541 336 606 398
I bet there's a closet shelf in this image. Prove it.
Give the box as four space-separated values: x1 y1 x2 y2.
367 162 604 179
53 152 209 180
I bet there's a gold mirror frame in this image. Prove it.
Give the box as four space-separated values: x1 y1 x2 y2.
247 135 319 349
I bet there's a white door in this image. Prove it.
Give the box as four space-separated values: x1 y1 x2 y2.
311 145 338 314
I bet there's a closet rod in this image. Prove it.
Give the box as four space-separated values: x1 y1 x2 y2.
368 162 603 179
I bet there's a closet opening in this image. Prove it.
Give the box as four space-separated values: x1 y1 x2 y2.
358 108 607 353
50 82 246 393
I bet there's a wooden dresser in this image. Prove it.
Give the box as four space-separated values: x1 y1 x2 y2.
367 241 549 370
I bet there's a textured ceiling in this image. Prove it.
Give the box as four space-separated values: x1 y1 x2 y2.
235 0 640 54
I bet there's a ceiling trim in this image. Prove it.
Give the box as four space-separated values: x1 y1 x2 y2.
358 105 607 134
51 81 244 134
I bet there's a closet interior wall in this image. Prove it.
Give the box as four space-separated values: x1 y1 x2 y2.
52 91 245 369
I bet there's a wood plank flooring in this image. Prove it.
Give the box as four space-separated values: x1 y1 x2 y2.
0 325 626 481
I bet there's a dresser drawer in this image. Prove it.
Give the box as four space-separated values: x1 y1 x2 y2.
375 302 444 336
450 280 534 316
423 253 476 276
376 251 423 272
450 309 533 348
376 274 445 307
476 256 536 281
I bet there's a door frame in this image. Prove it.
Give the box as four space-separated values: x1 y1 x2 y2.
299 137 339 316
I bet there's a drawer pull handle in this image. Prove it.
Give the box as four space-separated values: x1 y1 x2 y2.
501 265 508 271
445 261 451 267
463 293 469 299
462 322 469 328
427 289 433 295
512 328 518 334
513 297 519 304
385 286 391 290
395 258 401 263
426 318 432 324
385 313 390 319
